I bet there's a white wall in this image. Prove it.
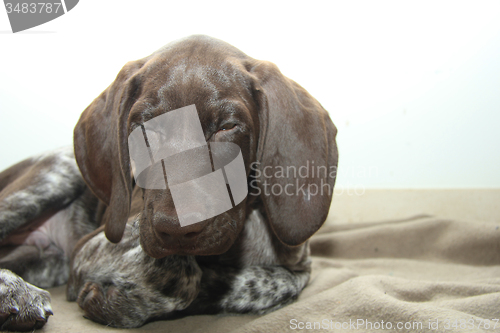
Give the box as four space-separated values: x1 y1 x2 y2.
1 0 499 189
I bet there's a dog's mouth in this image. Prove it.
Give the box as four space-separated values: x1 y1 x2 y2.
139 216 237 258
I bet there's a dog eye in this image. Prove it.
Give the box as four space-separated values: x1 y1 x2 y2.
217 123 237 132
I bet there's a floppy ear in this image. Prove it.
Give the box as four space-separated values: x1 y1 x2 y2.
74 61 144 243
251 61 338 246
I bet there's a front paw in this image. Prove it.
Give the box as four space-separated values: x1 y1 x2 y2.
76 271 199 328
77 281 147 328
73 255 202 328
0 269 53 331
69 224 202 328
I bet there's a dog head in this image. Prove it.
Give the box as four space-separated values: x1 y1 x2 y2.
74 35 338 258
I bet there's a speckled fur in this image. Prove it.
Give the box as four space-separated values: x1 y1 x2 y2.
67 219 202 327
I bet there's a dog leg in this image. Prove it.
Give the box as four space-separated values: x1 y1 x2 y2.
219 266 310 313
0 147 86 242
0 244 68 289
186 264 310 315
67 219 202 328
0 188 99 288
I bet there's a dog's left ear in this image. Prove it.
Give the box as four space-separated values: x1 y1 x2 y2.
74 60 144 243
250 61 338 246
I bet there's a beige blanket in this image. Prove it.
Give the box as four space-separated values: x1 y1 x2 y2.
42 216 500 332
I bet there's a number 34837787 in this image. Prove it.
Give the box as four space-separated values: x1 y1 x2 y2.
5 3 62 14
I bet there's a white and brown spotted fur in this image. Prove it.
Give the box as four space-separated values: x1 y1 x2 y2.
0 35 338 331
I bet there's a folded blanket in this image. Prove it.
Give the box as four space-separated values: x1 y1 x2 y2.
46 216 500 332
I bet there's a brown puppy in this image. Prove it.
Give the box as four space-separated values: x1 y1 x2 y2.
0 35 338 329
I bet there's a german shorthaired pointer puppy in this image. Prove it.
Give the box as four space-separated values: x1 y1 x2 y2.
0 35 338 331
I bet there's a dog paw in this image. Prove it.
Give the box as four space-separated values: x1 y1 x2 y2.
76 274 199 328
76 281 151 328
0 269 53 331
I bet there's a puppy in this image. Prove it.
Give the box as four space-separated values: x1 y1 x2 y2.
0 35 338 330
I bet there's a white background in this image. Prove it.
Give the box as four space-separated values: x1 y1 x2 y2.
1 0 499 188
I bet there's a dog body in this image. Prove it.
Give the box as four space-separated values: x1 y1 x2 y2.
0 35 338 330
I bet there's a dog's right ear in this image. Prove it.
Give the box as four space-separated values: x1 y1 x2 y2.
74 60 144 243
250 60 338 247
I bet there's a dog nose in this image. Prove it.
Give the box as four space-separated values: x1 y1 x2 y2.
152 212 206 242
